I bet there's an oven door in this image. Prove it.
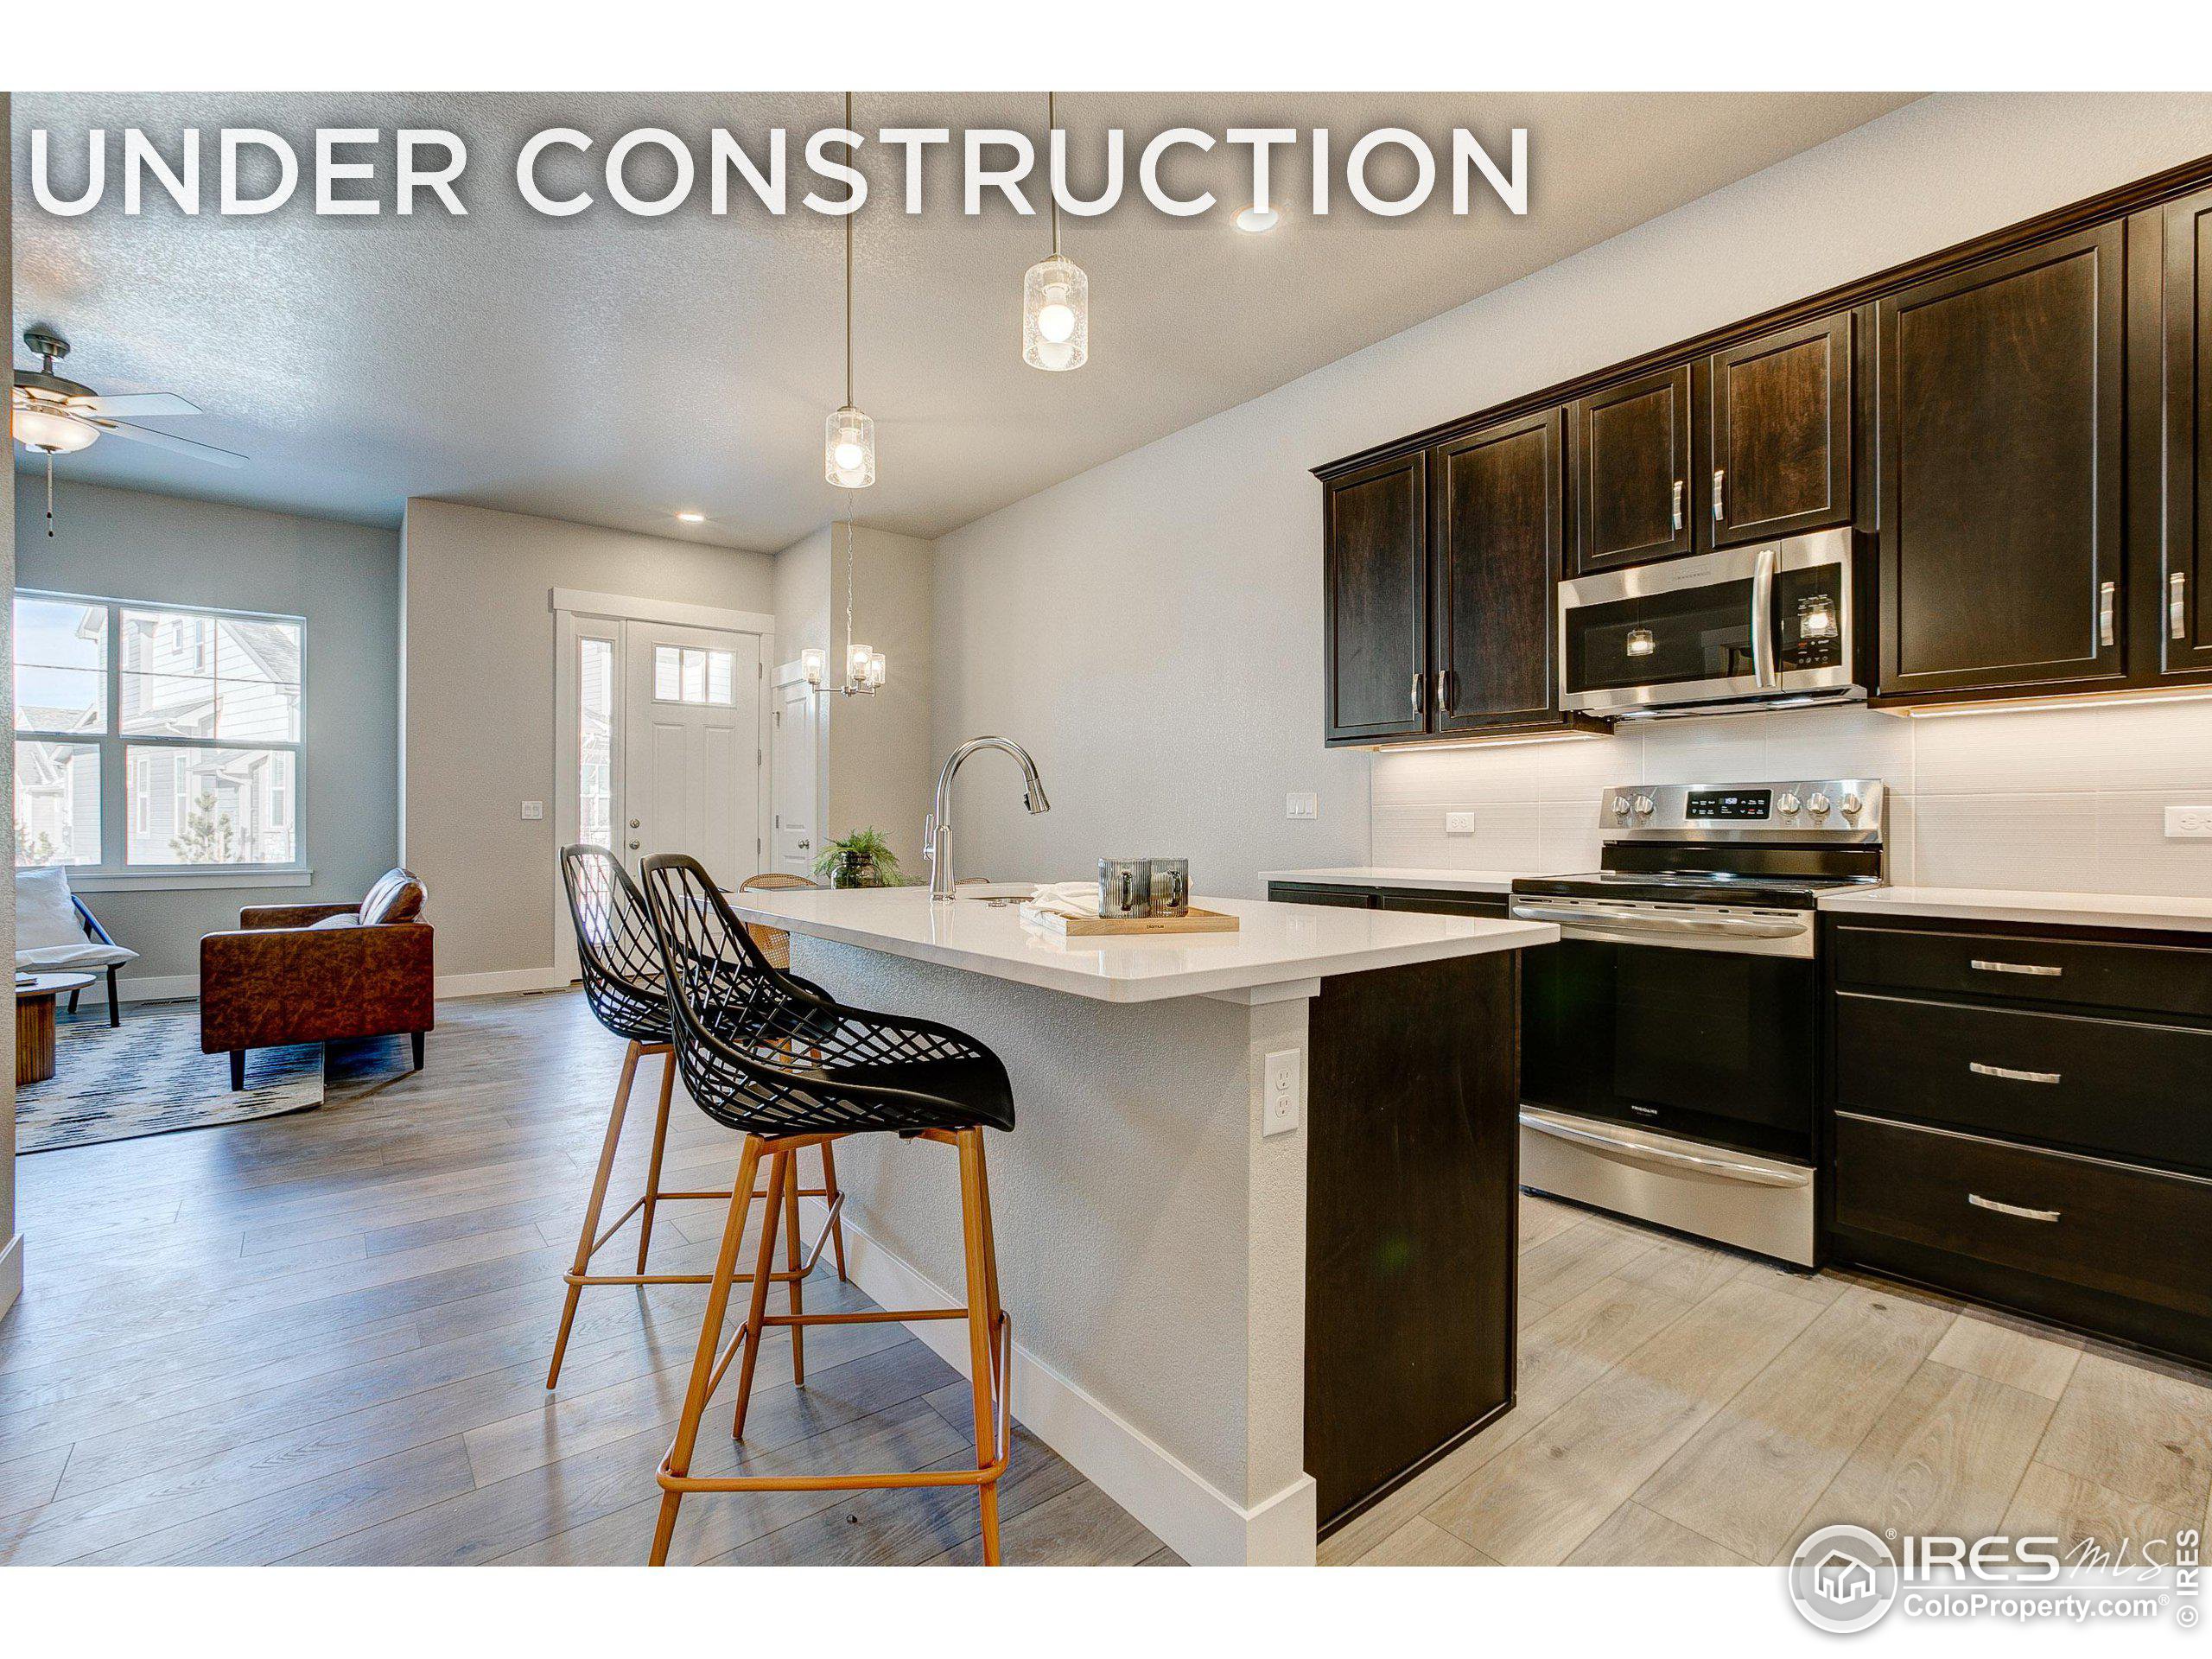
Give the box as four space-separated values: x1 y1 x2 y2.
1518 932 1817 1162
1558 529 1856 716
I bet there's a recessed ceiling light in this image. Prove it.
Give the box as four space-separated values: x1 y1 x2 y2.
675 511 706 524
1235 206 1280 234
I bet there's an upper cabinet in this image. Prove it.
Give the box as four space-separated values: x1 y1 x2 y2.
2158 187 2212 680
1322 452 1429 743
1432 410 1569 735
1877 225 2126 701
1705 314 1853 548
1570 365 1694 573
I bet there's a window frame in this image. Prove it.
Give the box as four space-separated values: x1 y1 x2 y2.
14 589 312 890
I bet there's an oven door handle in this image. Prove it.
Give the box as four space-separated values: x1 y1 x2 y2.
1519 1110 1813 1187
1510 903 1807 941
1749 543 1780 689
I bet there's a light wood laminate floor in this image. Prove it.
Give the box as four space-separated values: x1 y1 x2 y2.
0 992 1173 1567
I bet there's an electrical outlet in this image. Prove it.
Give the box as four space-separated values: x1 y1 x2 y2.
1285 792 1319 821
2166 804 2212 840
1262 1049 1301 1137
1445 810 1476 836
521 801 544 821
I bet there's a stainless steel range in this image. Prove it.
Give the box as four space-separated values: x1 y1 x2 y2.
1510 779 1886 1265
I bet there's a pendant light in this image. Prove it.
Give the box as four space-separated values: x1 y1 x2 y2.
806 520 887 697
1022 92 1090 372
824 92 876 488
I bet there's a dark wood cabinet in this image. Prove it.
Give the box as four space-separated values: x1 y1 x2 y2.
1876 225 2128 700
1571 365 1694 573
1704 314 1853 548
1323 452 1428 742
2158 187 2212 678
1431 410 1567 734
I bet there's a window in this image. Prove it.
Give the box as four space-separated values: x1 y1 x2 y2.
578 637 613 849
14 593 306 878
652 643 735 706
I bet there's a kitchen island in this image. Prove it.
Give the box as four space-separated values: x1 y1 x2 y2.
721 884 1554 1565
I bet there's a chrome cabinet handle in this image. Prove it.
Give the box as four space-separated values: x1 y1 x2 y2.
2174 572 2190 642
1969 1060 2062 1084
1409 673 1425 715
1748 544 1779 690
1711 468 1726 522
1434 669 1455 715
1968 1192 2061 1223
2100 580 2117 646
1970 958 2062 977
1671 479 1685 531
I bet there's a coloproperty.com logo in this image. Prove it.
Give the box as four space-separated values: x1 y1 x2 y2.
1786 1521 2202 1634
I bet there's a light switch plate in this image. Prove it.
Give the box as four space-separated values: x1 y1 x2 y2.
2166 804 2212 840
521 801 544 821
1263 1049 1300 1137
1445 810 1476 836
1285 792 1319 821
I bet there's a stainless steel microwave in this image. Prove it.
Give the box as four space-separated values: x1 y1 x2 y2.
1557 529 1863 720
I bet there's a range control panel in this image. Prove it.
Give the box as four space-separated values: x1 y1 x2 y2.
1598 779 1886 839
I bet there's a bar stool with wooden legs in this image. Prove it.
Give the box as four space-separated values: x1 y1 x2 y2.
640 853 1014 1566
546 846 849 1389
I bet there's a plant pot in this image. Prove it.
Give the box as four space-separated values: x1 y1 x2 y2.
831 851 881 889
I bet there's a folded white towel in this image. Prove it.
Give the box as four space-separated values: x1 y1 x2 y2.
1028 880 1102 918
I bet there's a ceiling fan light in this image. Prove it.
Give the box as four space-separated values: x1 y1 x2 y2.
11 403 98 454
824 404 875 489
1022 255 1090 372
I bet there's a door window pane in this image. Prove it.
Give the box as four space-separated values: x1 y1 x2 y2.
707 650 734 705
127 747 296 866
14 597 107 734
654 645 681 702
14 741 101 865
580 638 613 849
681 647 708 703
120 607 301 742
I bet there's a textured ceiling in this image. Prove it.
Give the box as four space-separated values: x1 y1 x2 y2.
10 92 1916 550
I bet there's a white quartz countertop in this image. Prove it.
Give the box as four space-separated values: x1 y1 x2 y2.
1260 866 1560 896
1819 886 2212 934
723 886 1558 1004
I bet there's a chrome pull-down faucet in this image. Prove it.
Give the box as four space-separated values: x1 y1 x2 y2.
925 737 1050 900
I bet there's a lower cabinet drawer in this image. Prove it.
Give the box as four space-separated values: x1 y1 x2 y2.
1832 923 2212 1020
1835 992 2212 1172
1831 1113 2212 1321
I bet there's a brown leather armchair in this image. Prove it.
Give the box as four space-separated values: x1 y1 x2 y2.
200 869 435 1090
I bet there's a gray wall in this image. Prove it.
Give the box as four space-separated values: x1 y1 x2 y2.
400 499 776 980
12 480 401 988
929 92 2212 898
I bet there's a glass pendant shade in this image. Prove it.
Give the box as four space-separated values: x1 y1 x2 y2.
847 640 874 683
12 403 98 454
867 651 887 689
1022 254 1090 372
800 646 826 686
824 404 876 488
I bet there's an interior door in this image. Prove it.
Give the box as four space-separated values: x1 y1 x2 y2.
622 620 760 887
770 672 820 877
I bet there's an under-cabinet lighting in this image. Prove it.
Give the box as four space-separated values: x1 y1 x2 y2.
1370 729 1614 753
1884 688 2212 719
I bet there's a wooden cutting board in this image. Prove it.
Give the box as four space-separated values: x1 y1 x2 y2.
1019 903 1240 937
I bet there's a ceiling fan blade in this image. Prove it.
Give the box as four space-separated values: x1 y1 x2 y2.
90 419 247 468
71 391 203 418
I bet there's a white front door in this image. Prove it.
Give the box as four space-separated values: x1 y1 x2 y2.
621 620 761 886
770 673 819 878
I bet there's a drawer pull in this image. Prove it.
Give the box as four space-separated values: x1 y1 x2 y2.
1968 1192 2062 1224
1969 958 2062 977
1969 1061 2062 1084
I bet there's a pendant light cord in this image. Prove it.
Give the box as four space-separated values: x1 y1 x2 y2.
1048 91 1060 258
844 90 855 407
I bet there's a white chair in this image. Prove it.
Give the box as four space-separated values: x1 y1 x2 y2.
16 868 138 1027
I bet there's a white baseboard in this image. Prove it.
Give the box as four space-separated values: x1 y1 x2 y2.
70 973 200 1006
799 1196 1316 1567
0 1232 22 1328
434 967 572 1000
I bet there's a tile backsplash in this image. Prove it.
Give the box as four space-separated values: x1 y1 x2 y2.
1370 696 2212 896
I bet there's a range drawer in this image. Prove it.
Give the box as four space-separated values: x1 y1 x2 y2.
1832 1113 2212 1321
1378 889 1509 918
1832 923 2212 1020
1835 992 2212 1173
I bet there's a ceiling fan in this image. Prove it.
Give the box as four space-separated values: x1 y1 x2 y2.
12 327 246 535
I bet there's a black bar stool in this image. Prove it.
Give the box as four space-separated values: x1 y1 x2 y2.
547 846 849 1389
639 852 1014 1567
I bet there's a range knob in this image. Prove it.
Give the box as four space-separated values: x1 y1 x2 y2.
1610 795 1631 817
1776 791 1802 815
1807 791 1833 816
1840 791 1864 817
1633 795 1656 818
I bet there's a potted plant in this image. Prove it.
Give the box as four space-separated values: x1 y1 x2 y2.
814 828 902 889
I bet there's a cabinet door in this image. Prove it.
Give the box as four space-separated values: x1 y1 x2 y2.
1324 452 1429 742
1706 313 1853 548
2160 188 2212 677
1571 364 1694 574
1431 409 1567 734
1878 226 2126 699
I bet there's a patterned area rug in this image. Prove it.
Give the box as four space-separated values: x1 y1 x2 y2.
16 1001 324 1154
